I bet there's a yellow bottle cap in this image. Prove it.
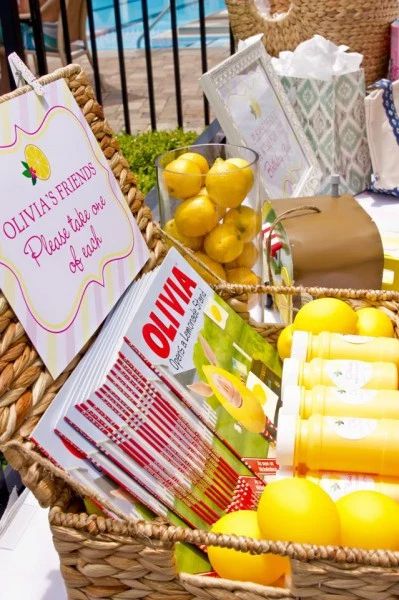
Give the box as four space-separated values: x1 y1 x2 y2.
276 413 297 469
291 331 309 361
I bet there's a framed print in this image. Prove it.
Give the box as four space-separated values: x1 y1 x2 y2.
200 39 322 199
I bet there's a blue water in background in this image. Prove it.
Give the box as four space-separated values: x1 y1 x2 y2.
93 0 228 49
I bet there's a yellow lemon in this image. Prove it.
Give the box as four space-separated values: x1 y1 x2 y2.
205 158 248 208
356 307 394 338
208 510 289 586
163 158 202 199
226 267 260 286
163 219 203 251
225 241 259 269
187 252 226 284
223 206 261 242
258 478 340 546
277 324 294 360
336 491 399 550
225 157 254 192
24 144 51 180
294 298 357 334
203 365 266 432
179 152 209 182
199 186 226 220
175 195 218 237
204 223 244 263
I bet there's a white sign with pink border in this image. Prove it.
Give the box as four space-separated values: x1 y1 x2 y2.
0 78 149 378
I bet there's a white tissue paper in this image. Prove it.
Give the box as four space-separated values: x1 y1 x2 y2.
271 35 363 80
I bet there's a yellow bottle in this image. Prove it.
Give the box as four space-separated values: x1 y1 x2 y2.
302 470 399 503
277 413 399 476
282 357 398 390
282 384 399 419
292 331 399 367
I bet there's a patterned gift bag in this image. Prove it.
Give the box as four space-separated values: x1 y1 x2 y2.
281 70 372 195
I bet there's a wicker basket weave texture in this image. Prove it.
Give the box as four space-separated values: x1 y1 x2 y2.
2 65 399 599
225 0 399 86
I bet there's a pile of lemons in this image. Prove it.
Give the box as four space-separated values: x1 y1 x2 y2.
277 298 395 360
208 478 399 587
162 151 261 285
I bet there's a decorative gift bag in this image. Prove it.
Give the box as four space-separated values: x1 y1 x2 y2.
366 79 399 196
225 0 399 86
281 70 372 195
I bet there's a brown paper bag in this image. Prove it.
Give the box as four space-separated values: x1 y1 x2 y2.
270 194 384 290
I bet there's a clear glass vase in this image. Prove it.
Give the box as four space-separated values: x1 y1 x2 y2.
156 143 261 317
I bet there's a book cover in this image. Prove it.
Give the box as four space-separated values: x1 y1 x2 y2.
124 248 282 480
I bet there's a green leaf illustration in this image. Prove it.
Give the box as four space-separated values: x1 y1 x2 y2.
22 170 32 178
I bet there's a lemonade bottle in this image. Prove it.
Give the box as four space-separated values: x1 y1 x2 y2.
292 331 399 367
277 413 399 476
282 357 398 390
282 384 399 419
302 470 399 502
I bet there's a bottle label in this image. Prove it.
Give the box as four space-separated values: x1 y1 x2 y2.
341 335 375 344
325 360 373 390
332 388 376 405
318 473 375 500
329 416 377 440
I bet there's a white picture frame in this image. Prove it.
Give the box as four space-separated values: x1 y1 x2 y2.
200 39 322 199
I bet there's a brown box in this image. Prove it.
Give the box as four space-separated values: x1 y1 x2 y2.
269 194 384 290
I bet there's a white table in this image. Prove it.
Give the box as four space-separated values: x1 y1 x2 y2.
0 491 67 600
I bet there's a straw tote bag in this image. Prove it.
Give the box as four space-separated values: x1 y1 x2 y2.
225 0 399 85
366 79 399 196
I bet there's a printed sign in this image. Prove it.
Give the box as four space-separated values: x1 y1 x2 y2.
200 39 321 199
0 79 149 378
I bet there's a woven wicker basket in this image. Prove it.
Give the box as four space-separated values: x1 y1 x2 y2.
225 0 399 86
2 65 399 600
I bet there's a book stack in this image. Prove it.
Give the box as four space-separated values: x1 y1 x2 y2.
31 248 282 537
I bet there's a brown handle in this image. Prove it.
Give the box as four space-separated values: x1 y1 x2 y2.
265 205 321 286
226 0 298 45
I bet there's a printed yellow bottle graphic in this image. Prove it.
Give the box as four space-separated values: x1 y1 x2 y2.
202 365 267 434
21 144 51 185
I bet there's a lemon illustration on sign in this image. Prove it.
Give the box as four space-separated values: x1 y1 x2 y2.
175 194 218 237
163 157 202 199
178 151 209 182
163 219 203 251
225 157 254 192
202 365 267 433
249 98 261 119
223 206 261 242
208 510 288 585
205 158 248 208
204 223 244 263
225 241 259 269
226 267 260 286
356 307 394 338
22 145 50 185
186 252 226 284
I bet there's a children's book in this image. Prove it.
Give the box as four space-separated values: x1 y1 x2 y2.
31 248 282 573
